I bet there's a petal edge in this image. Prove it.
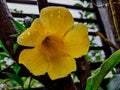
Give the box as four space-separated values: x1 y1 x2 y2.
40 6 74 37
17 19 46 47
48 56 76 80
63 23 89 58
19 48 48 75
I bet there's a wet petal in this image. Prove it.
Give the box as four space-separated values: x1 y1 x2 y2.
63 23 89 58
19 48 49 75
48 55 76 80
17 19 46 47
40 6 74 37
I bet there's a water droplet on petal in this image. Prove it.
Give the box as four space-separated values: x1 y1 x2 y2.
21 36 24 39
19 36 23 42
28 32 30 35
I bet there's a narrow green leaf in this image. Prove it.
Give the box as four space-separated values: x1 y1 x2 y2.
0 40 10 56
85 77 92 90
5 72 24 87
13 19 26 32
0 52 10 61
107 74 120 90
13 64 21 75
86 50 120 90
13 43 19 53
0 52 10 59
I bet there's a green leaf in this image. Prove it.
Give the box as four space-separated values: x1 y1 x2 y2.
13 64 21 75
13 19 26 33
0 52 10 60
0 40 10 56
86 50 120 90
5 72 24 88
31 15 37 20
98 87 104 90
74 3 83 7
86 77 92 90
107 74 120 90
85 11 91 17
90 42 96 47
13 43 19 53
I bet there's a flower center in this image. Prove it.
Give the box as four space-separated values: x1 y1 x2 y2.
41 35 64 57
43 37 50 45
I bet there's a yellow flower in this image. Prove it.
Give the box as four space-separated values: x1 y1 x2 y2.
17 6 89 80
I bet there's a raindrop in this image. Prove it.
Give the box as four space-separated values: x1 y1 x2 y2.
21 36 24 39
28 32 30 35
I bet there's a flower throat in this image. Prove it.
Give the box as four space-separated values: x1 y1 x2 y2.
41 36 64 57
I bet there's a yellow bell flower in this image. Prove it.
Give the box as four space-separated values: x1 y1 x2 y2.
17 6 89 80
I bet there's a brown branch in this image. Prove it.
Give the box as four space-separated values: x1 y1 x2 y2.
0 0 17 56
75 57 91 90
34 74 77 90
96 31 119 50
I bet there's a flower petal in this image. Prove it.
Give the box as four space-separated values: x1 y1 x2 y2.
19 48 49 75
48 55 76 80
63 23 89 58
40 6 74 37
17 19 46 47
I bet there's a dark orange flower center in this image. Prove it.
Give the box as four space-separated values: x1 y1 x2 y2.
41 35 64 57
